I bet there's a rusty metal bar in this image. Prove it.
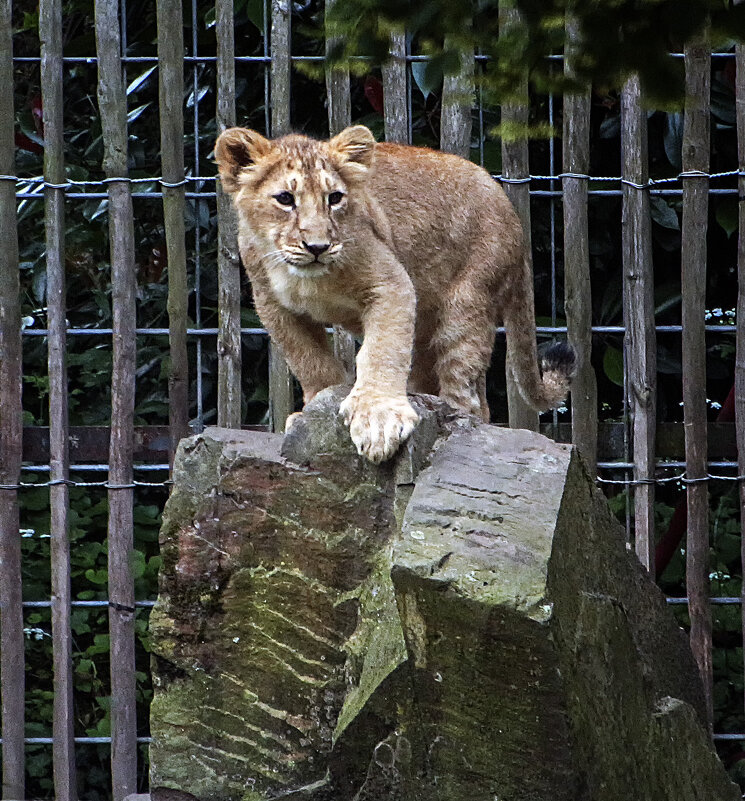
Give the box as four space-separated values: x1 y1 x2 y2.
0 0 24 795
96 0 139 795
621 74 657 573
682 32 712 728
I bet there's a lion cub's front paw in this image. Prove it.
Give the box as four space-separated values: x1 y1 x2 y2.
339 391 419 464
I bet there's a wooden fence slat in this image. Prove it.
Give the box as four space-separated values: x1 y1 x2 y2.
95 1 139 796
498 3 537 431
268 0 294 432
39 0 77 795
216 0 243 429
562 18 598 476
440 41 473 159
382 32 409 144
325 0 356 376
735 41 745 735
620 75 657 572
0 0 24 795
682 33 712 728
157 0 190 455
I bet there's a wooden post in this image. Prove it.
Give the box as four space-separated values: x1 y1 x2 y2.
268 0 295 431
40 0 77 795
562 18 598 476
682 33 712 729
620 75 657 572
216 0 243 428
499 4 538 431
0 0 24 796
325 0 356 376
440 41 473 159
96 0 139 795
382 32 409 144
157 0 190 456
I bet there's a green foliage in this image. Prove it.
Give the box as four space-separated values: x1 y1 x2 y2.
328 0 745 105
20 477 164 798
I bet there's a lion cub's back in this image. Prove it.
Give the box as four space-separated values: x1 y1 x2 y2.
369 142 521 277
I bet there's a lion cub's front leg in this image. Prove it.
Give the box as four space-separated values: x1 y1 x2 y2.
339 271 419 463
253 288 348 412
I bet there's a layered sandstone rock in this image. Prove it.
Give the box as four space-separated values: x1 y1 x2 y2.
148 387 738 801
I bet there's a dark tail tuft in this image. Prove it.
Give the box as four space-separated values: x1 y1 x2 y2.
539 340 577 381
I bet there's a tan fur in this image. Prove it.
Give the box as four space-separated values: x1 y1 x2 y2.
215 125 571 462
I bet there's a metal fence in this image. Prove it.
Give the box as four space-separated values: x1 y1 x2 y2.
0 0 743 798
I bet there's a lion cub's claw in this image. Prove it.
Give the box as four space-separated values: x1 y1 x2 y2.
339 392 419 464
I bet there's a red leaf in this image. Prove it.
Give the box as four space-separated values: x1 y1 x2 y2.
364 76 384 115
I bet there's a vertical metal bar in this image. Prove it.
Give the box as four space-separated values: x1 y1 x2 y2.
736 40 745 741
268 0 294 431
191 0 204 432
621 74 656 571
95 0 138 795
562 17 597 476
216 0 243 429
382 32 408 144
0 0 24 795
498 3 537 431
157 0 190 456
548 82 558 438
325 0 355 375
682 33 712 728
440 41 473 159
39 0 77 795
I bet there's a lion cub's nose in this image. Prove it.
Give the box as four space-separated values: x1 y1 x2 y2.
303 241 330 258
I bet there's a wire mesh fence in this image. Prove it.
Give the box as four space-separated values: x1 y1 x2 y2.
0 0 743 798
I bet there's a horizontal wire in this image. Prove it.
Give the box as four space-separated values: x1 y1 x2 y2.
0 736 152 745
7 469 742 490
17 324 737 337
9 51 739 66
21 600 156 608
596 472 745 487
4 168 741 190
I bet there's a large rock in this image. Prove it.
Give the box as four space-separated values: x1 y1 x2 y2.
149 387 738 801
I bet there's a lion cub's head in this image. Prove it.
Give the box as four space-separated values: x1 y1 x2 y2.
215 125 376 276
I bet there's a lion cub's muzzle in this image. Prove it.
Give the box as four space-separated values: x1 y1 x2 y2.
284 240 343 271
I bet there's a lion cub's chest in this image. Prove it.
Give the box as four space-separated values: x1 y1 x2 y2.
269 269 361 326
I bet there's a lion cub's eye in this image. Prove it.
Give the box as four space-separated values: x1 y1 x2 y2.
328 191 344 206
274 191 295 207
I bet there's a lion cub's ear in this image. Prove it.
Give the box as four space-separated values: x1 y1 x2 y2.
214 127 272 193
328 125 376 179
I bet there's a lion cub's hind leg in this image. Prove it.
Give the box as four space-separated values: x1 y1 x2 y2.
431 287 496 423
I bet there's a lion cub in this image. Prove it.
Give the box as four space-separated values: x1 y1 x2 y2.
215 125 575 463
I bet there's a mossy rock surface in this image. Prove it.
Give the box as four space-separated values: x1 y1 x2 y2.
150 387 738 801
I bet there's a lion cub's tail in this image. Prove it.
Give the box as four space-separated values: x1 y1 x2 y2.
503 255 576 412
506 327 576 412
